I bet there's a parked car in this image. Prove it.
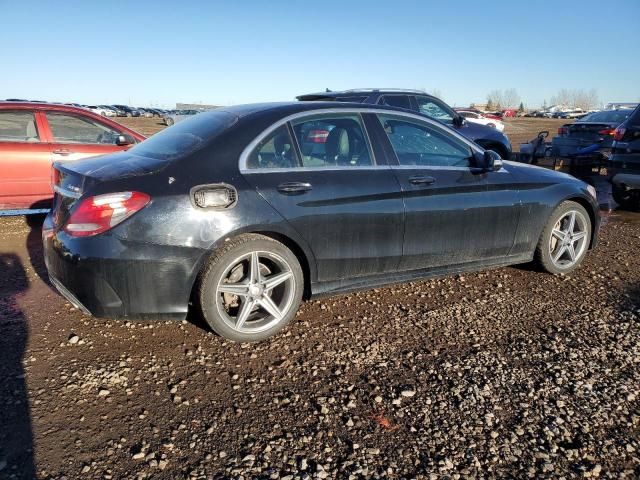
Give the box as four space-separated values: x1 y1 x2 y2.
163 109 201 126
297 89 512 159
43 102 598 342
86 105 112 117
456 110 505 132
609 105 640 209
551 109 634 157
137 108 155 118
112 105 140 117
0 102 145 210
98 105 118 117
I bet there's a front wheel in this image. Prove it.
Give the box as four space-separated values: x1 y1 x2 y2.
198 234 304 342
534 201 591 275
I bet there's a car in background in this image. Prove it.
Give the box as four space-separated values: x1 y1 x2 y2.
0 102 145 210
551 108 634 157
297 89 512 159
137 108 155 118
609 105 640 209
163 109 202 126
98 105 118 117
86 105 112 117
112 105 141 117
456 110 505 132
43 101 598 342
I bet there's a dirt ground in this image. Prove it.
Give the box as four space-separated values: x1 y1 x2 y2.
1 176 639 478
114 116 571 153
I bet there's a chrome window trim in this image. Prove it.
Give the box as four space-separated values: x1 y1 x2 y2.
238 108 483 173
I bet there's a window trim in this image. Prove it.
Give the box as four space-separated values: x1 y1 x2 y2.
239 108 482 173
0 110 41 143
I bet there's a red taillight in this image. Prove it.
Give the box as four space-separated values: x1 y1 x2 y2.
307 129 329 143
64 191 150 237
598 128 615 136
613 126 626 142
558 126 569 136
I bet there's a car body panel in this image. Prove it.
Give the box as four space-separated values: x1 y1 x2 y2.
42 102 599 320
609 105 640 192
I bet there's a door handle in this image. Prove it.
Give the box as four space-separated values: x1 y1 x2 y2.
408 175 436 186
277 182 312 194
52 149 74 156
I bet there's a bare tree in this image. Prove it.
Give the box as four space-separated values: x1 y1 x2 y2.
428 88 443 100
487 90 504 110
502 88 520 109
550 88 599 110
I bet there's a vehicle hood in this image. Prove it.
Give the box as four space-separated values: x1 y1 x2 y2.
457 120 510 144
503 160 579 184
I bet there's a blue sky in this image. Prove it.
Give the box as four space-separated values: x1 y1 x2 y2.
1 0 638 108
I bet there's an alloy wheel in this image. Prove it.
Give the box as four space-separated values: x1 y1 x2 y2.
548 210 589 269
215 251 296 333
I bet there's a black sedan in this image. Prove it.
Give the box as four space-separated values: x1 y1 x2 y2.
43 102 600 342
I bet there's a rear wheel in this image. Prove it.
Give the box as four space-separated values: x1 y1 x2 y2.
198 234 304 342
534 201 591 275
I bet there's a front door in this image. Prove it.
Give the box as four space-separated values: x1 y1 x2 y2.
241 113 404 282
370 112 520 271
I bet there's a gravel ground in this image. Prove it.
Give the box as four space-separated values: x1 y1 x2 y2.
1 199 639 479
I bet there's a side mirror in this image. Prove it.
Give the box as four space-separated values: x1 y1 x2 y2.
116 134 134 146
453 115 465 128
473 150 503 171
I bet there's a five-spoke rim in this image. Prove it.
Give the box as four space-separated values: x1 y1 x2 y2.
549 210 589 269
215 251 295 333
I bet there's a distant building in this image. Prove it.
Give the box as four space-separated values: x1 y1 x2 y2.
175 103 220 111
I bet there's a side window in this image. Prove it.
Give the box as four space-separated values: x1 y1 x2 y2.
247 124 300 169
380 95 412 110
291 114 373 167
46 112 122 144
0 111 40 142
378 114 471 168
415 96 454 125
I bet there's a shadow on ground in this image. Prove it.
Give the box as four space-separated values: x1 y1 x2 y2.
0 253 35 478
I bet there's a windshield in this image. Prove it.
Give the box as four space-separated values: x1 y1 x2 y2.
130 110 238 161
578 110 632 124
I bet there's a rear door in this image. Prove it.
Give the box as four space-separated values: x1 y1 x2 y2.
43 111 131 164
370 112 520 270
241 112 404 282
0 109 53 209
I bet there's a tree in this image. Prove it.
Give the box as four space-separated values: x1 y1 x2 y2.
503 88 520 109
486 99 494 111
518 102 525 113
550 88 599 110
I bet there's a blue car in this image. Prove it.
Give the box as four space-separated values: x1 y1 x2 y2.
297 89 512 159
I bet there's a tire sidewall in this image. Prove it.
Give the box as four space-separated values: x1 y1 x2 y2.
539 202 591 275
199 237 304 342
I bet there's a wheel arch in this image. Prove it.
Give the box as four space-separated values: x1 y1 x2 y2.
557 195 599 250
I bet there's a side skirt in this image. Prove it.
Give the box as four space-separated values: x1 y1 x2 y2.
310 253 533 298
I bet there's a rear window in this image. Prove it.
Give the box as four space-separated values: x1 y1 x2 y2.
0 111 40 142
578 110 632 124
130 110 238 161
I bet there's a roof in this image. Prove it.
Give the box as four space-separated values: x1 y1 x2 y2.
296 89 431 101
212 101 410 119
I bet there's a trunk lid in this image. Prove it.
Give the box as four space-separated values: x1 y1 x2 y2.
566 122 617 142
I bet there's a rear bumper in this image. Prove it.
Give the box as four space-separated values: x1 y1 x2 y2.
42 214 205 320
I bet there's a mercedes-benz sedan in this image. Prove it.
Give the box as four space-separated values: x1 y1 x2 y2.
43 102 600 342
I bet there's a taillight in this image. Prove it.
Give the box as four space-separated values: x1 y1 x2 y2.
307 129 329 143
64 191 150 237
613 126 626 142
558 126 569 136
598 128 615 136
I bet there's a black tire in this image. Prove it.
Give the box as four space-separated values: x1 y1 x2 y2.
534 201 591 275
198 234 304 342
612 184 639 211
165 118 174 126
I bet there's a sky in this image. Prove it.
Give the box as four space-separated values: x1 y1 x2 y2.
1 0 638 109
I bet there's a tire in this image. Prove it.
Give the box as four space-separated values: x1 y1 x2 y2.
126 113 132 117
612 184 639 211
534 201 591 275
198 234 304 342
165 118 174 126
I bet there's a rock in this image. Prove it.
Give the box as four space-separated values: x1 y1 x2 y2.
132 452 145 460
401 390 416 398
98 389 110 397
68 334 80 344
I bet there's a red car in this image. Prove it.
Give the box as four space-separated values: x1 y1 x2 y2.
0 102 145 210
